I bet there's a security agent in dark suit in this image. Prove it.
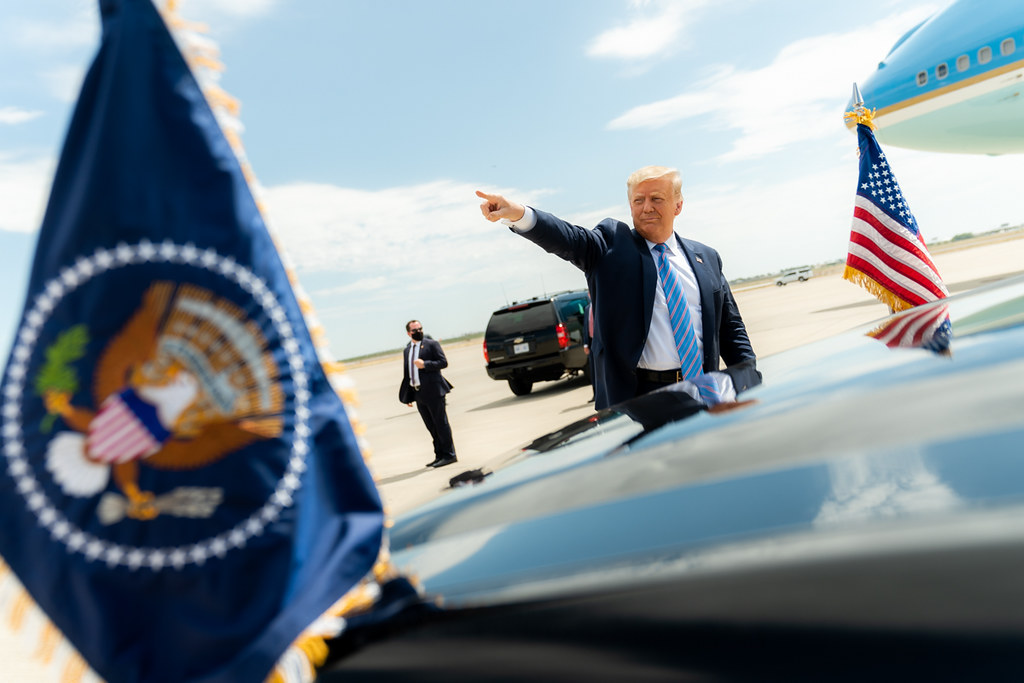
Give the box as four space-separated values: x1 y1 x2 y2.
476 166 760 410
399 320 457 468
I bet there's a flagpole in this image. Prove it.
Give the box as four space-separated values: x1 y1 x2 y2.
845 82 876 130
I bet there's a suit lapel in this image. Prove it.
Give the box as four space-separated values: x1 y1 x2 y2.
634 230 657 341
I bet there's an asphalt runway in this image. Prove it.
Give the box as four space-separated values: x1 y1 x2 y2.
350 233 1024 518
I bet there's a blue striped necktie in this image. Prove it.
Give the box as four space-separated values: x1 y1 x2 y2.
653 242 702 379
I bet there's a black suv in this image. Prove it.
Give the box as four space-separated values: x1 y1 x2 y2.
483 289 591 396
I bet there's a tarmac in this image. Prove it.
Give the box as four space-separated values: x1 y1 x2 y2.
354 231 1024 518
1 231 1022 678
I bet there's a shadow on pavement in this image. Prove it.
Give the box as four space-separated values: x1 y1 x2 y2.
468 376 591 413
376 468 442 486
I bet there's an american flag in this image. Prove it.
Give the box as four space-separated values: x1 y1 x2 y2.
867 301 952 355
844 123 949 312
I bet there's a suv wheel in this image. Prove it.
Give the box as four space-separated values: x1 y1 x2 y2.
508 377 533 396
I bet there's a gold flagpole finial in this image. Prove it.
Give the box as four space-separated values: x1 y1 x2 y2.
843 82 877 130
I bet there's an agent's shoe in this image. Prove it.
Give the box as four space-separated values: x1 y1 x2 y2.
425 458 442 468
430 456 458 468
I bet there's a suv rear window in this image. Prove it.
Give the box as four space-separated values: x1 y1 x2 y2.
556 297 587 323
487 302 556 337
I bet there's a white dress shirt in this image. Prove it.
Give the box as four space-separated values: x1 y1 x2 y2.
505 207 703 371
638 237 703 370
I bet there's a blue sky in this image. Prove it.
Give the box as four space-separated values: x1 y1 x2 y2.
2 0 1023 359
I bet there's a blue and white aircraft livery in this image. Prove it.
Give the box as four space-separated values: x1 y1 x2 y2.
849 0 1024 155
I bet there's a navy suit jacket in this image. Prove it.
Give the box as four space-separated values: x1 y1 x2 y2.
399 337 453 404
519 209 759 409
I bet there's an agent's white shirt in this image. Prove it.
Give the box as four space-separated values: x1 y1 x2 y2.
409 341 421 387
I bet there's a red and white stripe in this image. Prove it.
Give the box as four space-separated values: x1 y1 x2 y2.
848 195 949 307
868 303 950 349
86 394 161 464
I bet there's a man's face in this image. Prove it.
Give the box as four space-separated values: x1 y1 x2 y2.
407 322 423 339
629 176 682 244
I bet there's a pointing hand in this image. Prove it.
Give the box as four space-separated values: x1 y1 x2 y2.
476 190 525 223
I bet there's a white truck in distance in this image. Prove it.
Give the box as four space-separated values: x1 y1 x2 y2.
775 267 814 286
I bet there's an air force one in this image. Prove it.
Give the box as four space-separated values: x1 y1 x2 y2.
848 0 1024 155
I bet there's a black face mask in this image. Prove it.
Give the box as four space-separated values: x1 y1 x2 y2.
410 330 424 341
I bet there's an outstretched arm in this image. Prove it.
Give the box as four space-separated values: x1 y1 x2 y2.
477 189 610 273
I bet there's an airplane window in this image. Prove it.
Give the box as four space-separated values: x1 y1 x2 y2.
1002 38 1016 56
917 70 927 86
936 63 948 79
957 54 969 71
979 46 992 64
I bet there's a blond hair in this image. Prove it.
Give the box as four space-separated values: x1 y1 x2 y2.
626 166 682 198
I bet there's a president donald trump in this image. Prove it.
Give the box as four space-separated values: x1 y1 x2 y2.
477 165 760 410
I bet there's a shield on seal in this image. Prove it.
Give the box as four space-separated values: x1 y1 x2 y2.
86 388 170 465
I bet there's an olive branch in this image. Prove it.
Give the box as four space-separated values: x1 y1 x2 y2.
34 324 89 433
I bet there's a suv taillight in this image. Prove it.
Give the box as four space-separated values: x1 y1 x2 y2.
483 340 489 364
556 322 569 349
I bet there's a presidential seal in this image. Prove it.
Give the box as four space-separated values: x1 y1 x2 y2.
3 241 311 570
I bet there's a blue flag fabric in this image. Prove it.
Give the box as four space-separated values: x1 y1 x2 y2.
0 1 384 681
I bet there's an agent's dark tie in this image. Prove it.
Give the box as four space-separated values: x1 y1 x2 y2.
410 343 420 387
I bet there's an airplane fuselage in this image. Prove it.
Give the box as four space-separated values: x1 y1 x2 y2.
850 0 1024 155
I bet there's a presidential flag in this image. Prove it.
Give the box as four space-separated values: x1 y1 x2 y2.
844 122 949 312
0 1 384 681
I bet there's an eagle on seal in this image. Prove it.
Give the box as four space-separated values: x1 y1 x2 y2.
42 282 284 523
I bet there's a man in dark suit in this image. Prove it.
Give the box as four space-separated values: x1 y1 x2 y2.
476 165 760 410
399 320 457 468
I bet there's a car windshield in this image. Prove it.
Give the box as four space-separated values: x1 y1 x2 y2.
486 303 556 336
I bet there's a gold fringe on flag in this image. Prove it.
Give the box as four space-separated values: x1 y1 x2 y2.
0 559 95 682
842 265 913 313
159 3 404 681
160 4 410 682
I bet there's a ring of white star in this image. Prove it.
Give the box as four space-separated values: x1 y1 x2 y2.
1 240 310 571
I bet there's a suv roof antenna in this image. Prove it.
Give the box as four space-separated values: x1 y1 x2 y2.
541 273 547 297
501 283 510 306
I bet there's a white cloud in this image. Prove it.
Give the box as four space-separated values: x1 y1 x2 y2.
7 11 98 52
607 7 937 161
260 179 586 356
261 179 562 291
2 5 97 103
681 161 856 277
176 0 281 20
0 107 44 125
679 143 1024 279
316 276 390 298
43 64 90 104
586 0 711 60
0 154 56 234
